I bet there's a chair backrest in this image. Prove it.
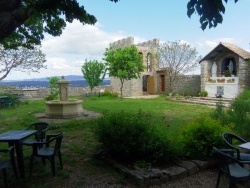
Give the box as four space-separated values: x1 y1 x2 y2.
222 132 247 149
46 132 64 154
26 122 50 141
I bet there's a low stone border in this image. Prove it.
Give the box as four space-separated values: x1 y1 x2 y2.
94 150 215 187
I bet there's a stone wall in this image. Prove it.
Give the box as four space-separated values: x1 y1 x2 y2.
0 86 111 100
110 36 134 49
238 57 250 93
110 77 142 97
169 75 201 96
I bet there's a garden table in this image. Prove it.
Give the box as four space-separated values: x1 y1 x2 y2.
238 142 250 150
0 130 37 178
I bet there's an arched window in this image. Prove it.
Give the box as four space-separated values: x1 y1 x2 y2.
147 53 151 72
221 57 237 76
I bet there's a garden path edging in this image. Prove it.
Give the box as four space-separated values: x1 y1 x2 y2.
94 150 214 187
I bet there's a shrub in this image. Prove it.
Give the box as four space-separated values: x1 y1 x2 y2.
200 90 208 97
228 100 250 139
210 89 250 140
45 77 59 101
100 91 118 98
210 100 231 126
94 110 177 164
180 115 233 159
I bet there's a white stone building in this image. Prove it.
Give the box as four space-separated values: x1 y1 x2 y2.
200 42 250 98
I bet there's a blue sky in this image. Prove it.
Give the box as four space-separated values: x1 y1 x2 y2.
5 0 250 80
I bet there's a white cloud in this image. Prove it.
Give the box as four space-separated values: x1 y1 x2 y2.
6 21 130 80
194 38 241 56
41 21 126 57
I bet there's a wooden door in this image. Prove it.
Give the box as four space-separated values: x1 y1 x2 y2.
160 75 165 92
147 76 155 94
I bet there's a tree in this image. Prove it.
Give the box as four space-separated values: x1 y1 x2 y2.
81 59 106 94
0 0 119 49
46 76 60 101
156 41 201 93
187 0 239 30
0 45 46 80
104 45 145 98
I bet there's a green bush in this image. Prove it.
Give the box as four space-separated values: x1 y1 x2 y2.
94 110 177 164
210 100 231 126
100 91 118 98
45 77 59 101
228 100 250 139
180 115 233 159
200 90 208 97
210 89 250 139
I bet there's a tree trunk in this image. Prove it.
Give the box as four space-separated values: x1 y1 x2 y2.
120 79 124 98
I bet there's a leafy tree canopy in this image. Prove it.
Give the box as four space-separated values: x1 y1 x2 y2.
187 0 239 30
81 59 106 93
0 0 119 49
0 0 239 49
104 45 145 98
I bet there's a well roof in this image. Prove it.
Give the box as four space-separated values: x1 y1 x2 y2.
199 42 250 63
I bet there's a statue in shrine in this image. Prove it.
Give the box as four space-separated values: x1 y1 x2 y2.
211 62 217 77
228 60 234 75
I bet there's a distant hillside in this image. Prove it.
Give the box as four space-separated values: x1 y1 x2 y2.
3 75 110 82
22 75 84 81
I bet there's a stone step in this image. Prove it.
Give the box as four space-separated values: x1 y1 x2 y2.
191 97 234 102
168 97 233 107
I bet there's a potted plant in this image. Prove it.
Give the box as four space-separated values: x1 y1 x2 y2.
200 90 208 97
227 78 235 83
224 70 231 77
208 78 216 83
217 79 225 83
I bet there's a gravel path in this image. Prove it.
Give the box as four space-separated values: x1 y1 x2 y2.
75 168 250 188
63 168 231 188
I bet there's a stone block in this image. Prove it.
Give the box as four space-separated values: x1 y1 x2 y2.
191 160 210 171
177 160 199 175
150 168 162 178
165 166 188 180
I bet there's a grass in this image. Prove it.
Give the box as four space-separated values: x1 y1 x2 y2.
0 95 212 187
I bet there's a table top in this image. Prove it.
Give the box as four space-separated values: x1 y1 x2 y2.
0 96 8 99
0 130 37 141
238 142 250 150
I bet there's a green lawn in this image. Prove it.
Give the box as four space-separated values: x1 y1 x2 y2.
0 96 212 187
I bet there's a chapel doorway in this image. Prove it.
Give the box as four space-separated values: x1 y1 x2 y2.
147 76 155 94
160 75 165 92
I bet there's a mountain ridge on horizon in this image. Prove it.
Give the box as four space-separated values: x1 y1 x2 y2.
4 75 110 82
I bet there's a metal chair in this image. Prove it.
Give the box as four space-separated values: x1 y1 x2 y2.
222 132 250 161
213 147 250 188
0 146 18 188
29 132 64 177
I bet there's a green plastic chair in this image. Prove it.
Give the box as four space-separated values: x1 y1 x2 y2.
213 147 250 188
0 146 18 188
29 132 64 177
222 132 250 162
